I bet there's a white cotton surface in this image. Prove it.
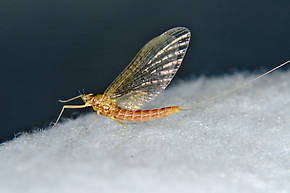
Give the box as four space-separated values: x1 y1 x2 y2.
1 71 290 193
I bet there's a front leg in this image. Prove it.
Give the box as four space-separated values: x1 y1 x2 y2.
53 104 90 127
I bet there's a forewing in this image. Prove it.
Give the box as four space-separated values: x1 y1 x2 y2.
104 27 191 110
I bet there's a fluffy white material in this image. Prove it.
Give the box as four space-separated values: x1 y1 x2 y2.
1 71 290 193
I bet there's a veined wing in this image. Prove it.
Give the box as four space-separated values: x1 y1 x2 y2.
104 27 191 110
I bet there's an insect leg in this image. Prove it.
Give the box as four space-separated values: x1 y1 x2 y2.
80 117 99 135
53 104 90 127
110 117 128 141
85 112 100 132
58 95 83 103
97 111 100 120
110 117 127 127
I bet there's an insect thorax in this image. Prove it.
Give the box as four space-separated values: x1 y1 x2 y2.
88 94 118 115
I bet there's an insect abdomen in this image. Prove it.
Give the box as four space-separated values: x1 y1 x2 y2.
115 106 180 122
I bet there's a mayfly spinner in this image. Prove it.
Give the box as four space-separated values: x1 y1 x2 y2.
54 27 289 127
55 27 191 126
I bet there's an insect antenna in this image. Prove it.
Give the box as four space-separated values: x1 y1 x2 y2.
181 60 290 110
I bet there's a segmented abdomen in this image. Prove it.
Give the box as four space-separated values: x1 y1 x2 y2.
114 106 180 121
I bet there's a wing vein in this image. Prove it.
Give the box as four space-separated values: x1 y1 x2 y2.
102 27 191 110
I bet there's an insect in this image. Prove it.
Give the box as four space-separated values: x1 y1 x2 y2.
55 27 191 126
54 27 289 127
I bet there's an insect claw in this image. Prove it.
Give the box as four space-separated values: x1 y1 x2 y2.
49 121 55 127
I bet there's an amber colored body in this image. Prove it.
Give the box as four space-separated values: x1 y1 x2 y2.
86 94 180 122
114 106 180 121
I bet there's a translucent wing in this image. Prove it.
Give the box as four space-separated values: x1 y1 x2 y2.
104 27 191 110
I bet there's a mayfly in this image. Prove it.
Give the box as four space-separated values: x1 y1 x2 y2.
54 27 289 126
55 27 190 126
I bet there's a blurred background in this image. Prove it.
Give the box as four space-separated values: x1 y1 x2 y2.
0 0 289 143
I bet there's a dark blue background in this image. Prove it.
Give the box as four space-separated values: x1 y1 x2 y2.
1 0 289 142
